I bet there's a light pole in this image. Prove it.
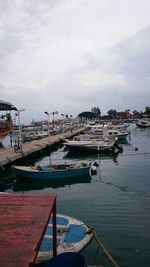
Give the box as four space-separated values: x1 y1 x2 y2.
70 115 73 132
16 108 25 146
44 111 50 134
52 111 58 130
61 114 64 133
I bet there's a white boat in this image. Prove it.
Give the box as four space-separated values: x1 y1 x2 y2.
104 129 130 140
85 123 130 140
64 137 122 154
136 120 150 128
22 130 49 142
36 213 93 264
86 124 104 135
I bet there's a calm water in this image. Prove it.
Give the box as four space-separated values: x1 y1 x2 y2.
1 124 150 267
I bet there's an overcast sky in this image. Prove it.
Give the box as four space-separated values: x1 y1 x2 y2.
0 0 150 123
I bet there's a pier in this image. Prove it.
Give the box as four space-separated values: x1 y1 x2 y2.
0 128 85 168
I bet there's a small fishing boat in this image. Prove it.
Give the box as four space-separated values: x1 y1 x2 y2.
104 129 130 140
36 252 87 267
64 137 122 154
136 120 150 128
36 214 93 264
12 162 91 180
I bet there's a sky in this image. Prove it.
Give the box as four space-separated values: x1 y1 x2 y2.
0 0 150 123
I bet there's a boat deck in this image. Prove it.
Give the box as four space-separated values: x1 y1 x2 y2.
0 128 84 168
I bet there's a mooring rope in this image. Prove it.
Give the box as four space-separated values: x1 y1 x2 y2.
121 152 150 157
87 226 121 267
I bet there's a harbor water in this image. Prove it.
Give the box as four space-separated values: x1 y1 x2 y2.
0 124 150 267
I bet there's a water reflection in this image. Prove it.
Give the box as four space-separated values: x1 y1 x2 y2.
13 174 91 192
64 150 120 164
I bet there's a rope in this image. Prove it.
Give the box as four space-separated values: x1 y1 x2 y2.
87 227 121 267
121 152 150 157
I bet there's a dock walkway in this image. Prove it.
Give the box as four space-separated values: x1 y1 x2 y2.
0 128 84 168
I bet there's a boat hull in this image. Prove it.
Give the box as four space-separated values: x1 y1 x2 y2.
0 121 13 142
12 165 90 180
36 252 87 267
64 140 117 154
65 144 115 153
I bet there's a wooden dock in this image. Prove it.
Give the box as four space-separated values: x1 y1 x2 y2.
0 128 84 168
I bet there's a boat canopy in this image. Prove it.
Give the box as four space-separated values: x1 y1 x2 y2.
0 100 17 111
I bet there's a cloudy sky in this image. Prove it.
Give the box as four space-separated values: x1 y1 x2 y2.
0 0 150 123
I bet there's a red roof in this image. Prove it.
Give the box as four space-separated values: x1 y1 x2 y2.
0 193 57 267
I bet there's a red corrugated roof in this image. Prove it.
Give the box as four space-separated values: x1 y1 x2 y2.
0 193 57 267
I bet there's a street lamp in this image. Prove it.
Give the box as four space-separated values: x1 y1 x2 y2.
44 111 51 134
52 111 58 129
70 115 73 132
16 108 25 145
61 114 64 133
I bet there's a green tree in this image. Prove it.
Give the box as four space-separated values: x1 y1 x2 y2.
78 111 95 119
91 107 101 118
107 109 117 119
144 107 150 117
133 110 141 117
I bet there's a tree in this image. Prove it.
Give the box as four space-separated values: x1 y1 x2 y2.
144 107 150 117
107 109 117 119
133 110 141 117
91 107 101 118
78 111 95 119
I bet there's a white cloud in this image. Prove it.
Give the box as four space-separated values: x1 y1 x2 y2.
0 0 150 122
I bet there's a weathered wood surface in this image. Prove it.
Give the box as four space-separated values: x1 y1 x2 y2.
0 193 57 267
0 128 84 167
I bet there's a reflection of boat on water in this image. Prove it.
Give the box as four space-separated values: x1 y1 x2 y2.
117 138 131 145
13 173 91 191
36 213 93 264
64 149 120 163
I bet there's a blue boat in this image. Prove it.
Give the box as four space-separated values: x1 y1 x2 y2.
36 252 87 267
36 214 93 264
12 162 91 180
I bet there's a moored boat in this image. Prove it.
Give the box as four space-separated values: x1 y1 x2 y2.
36 252 87 267
64 137 122 154
12 162 91 180
104 129 130 140
36 213 93 264
0 100 17 143
136 120 150 128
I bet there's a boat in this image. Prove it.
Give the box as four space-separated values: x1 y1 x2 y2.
0 100 17 143
104 129 130 140
22 130 49 142
64 137 122 154
12 162 91 180
36 213 93 264
136 120 150 128
36 252 87 267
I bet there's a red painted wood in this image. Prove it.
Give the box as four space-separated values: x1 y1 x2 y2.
0 193 57 267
